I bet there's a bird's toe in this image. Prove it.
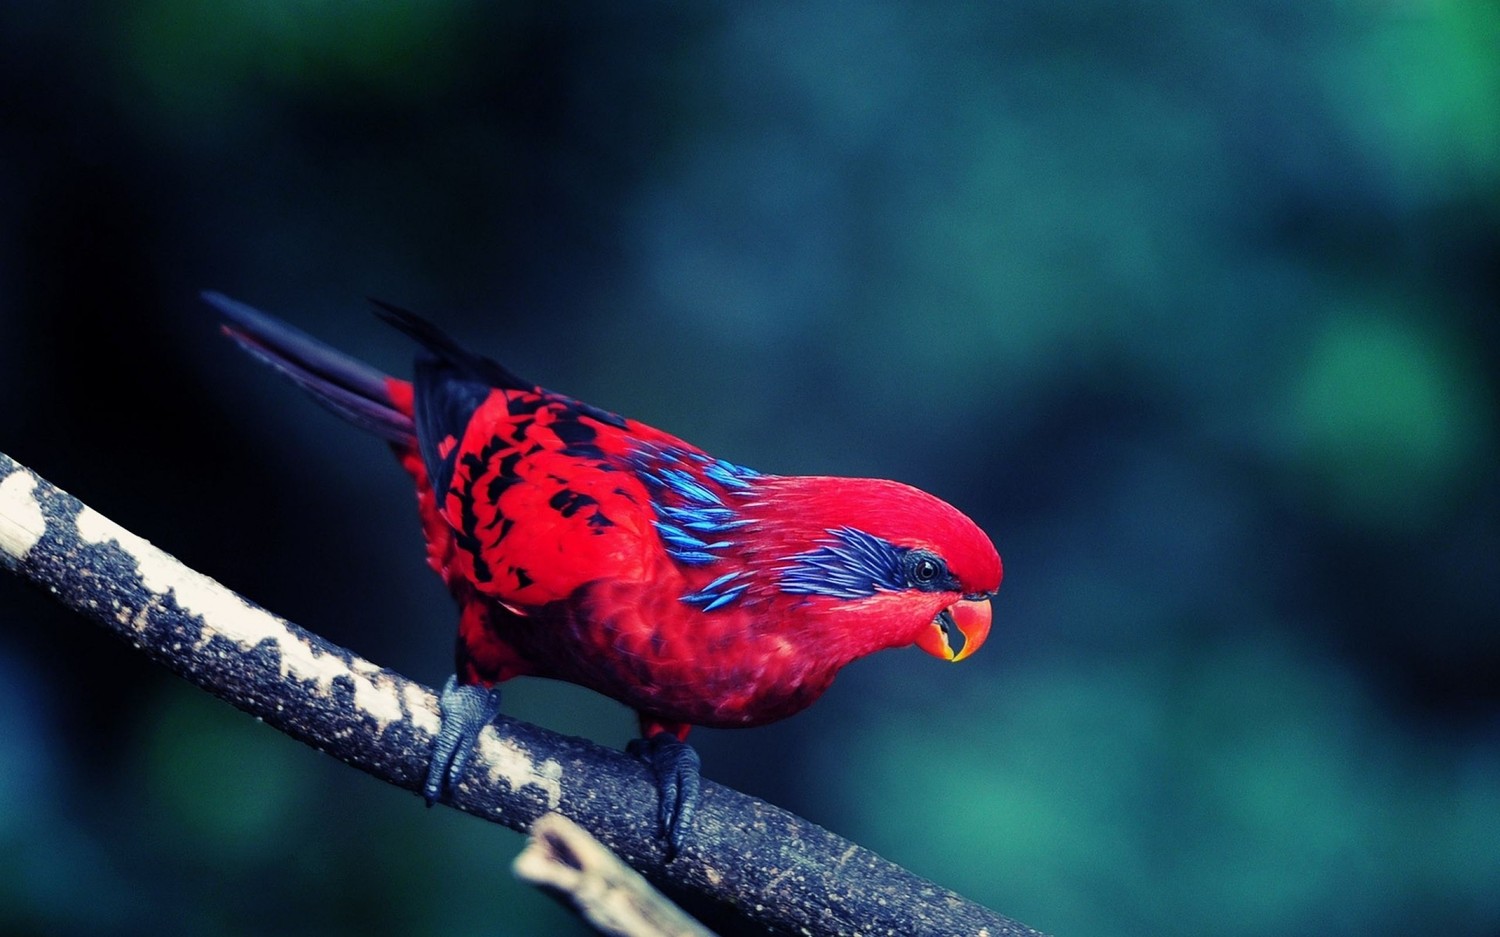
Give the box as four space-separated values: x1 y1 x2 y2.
424 676 504 805
629 732 701 857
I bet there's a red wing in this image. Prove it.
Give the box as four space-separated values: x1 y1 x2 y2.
433 386 679 608
387 301 759 609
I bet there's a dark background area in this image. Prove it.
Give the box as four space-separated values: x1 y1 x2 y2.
2 3 1497 935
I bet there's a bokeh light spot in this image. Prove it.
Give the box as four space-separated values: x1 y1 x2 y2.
1281 309 1490 528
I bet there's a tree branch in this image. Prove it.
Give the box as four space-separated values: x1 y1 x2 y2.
0 451 1046 937
516 812 719 937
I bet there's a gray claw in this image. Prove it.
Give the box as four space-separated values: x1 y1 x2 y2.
424 676 503 805
628 732 701 858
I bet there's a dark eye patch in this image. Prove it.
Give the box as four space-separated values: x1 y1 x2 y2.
903 550 955 592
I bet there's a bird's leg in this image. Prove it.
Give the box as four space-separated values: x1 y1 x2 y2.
628 720 701 858
424 675 504 805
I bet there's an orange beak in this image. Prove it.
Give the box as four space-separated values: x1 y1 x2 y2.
915 596 993 662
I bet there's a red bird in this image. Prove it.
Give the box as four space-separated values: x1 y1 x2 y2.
207 293 1002 851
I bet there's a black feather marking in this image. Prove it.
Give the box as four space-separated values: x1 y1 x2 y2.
549 489 600 520
486 472 519 504
507 397 543 418
550 411 609 460
550 416 597 448
575 400 628 429
450 436 511 583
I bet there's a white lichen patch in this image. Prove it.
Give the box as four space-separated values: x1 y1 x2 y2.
74 506 409 733
0 470 45 560
404 683 442 735
475 731 564 809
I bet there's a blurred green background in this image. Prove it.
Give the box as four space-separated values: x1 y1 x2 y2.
1 2 1497 935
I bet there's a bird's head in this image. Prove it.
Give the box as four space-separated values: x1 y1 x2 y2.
747 477 1002 664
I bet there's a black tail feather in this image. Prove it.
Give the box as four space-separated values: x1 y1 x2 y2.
367 298 534 393
205 291 415 445
365 298 535 498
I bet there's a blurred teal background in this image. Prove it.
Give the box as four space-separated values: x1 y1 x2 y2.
1 2 1497 935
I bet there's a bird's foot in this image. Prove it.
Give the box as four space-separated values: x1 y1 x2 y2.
627 731 701 858
424 676 504 805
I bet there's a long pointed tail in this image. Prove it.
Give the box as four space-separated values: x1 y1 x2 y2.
204 292 415 445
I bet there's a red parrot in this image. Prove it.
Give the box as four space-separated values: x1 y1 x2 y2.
206 292 1002 852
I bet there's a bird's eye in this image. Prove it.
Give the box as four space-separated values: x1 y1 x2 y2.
908 552 943 585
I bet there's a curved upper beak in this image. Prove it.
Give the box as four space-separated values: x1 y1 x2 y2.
915 596 993 662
